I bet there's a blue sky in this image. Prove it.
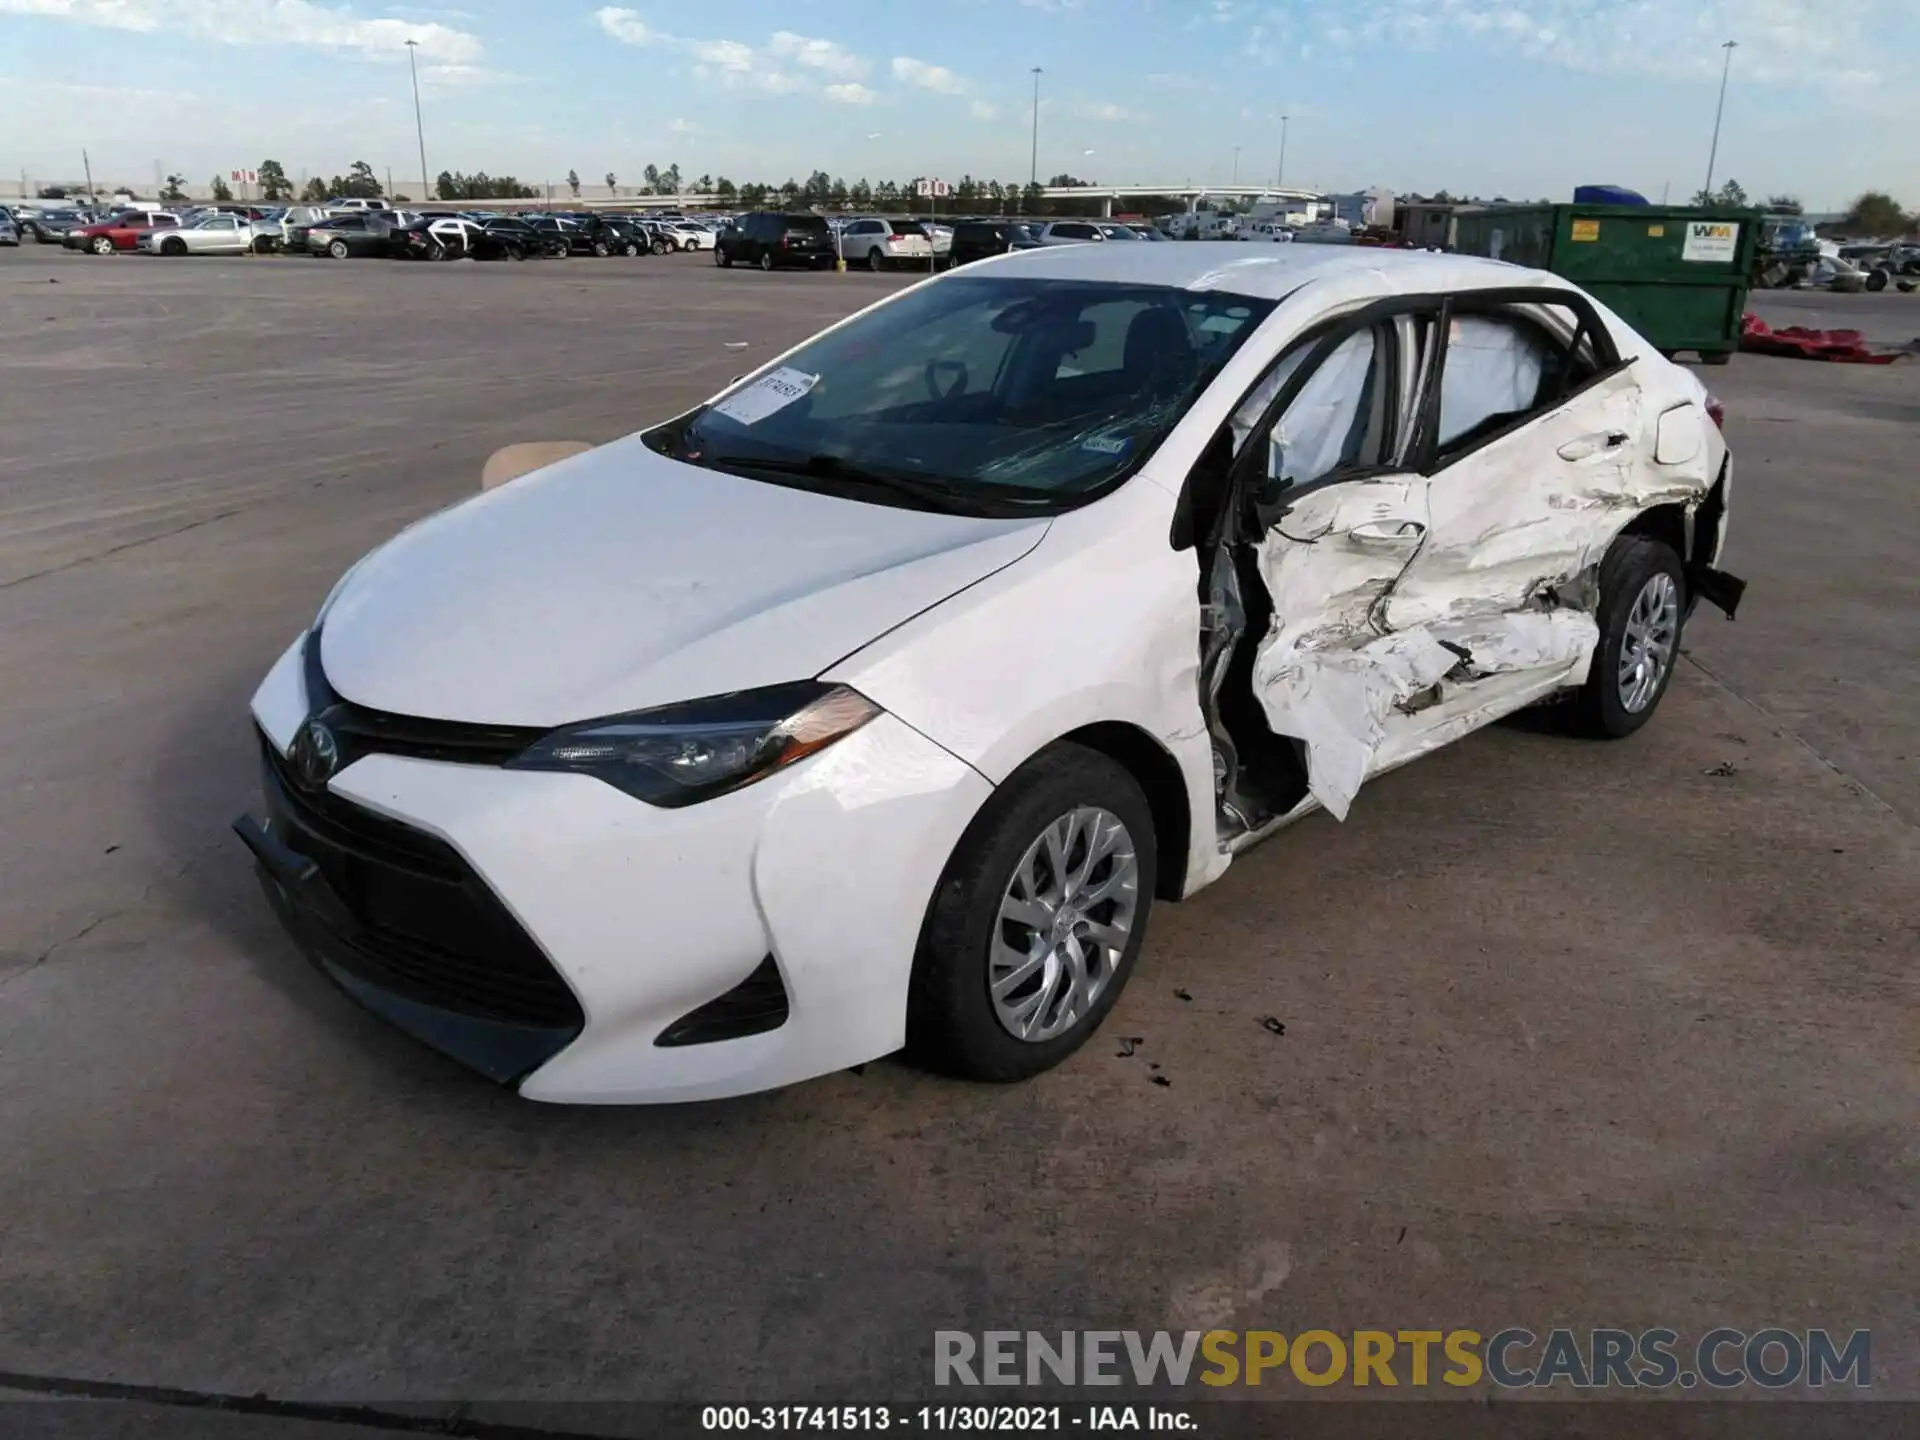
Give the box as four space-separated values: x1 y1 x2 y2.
1 0 1913 209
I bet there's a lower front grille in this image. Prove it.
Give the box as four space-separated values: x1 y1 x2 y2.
259 734 584 1032
656 955 790 1047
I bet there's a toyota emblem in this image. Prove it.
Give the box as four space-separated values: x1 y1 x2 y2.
291 718 341 789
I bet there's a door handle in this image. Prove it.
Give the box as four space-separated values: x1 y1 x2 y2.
1348 519 1426 548
1559 431 1633 461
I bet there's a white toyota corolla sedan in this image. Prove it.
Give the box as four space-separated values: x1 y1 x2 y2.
235 243 1745 1103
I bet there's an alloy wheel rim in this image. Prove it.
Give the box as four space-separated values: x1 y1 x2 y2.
989 807 1140 1043
1618 572 1679 713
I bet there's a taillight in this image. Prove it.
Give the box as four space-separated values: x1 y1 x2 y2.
1705 394 1726 430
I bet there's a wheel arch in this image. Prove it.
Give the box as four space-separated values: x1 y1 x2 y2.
1050 722 1192 902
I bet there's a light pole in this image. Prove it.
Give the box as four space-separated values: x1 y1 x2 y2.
1702 40 1737 200
406 38 430 202
1029 68 1043 189
1277 114 1289 189
1232 146 1241 186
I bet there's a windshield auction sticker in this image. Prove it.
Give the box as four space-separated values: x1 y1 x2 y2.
713 368 818 426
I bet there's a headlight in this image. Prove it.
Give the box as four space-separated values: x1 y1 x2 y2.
509 681 880 808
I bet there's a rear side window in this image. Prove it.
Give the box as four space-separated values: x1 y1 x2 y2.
783 215 829 233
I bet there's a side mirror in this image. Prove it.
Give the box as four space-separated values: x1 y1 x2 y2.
480 440 596 491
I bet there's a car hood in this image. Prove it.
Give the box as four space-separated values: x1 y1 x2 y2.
319 436 1049 727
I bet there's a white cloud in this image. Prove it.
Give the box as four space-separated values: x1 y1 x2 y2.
969 98 999 119
1075 100 1134 121
593 6 653 45
1271 0 1913 96
891 55 969 94
1 0 483 62
667 116 697 133
767 31 868 80
598 11 876 100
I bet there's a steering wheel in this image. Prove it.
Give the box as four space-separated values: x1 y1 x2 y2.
925 359 968 401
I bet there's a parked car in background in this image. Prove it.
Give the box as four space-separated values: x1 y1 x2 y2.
1124 224 1170 242
0 208 18 247
716 211 836 270
481 216 567 258
16 205 91 244
136 211 275 256
836 217 934 271
1242 221 1295 244
948 219 1042 266
389 217 515 261
526 216 602 256
596 218 652 256
1032 219 1107 246
1092 223 1140 242
272 206 333 253
305 213 393 258
664 221 717 251
327 197 392 213
65 210 183 253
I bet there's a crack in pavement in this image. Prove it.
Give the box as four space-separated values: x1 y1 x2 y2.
0 506 245 592
0 845 215 992
1683 652 1913 829
0 1369 619 1437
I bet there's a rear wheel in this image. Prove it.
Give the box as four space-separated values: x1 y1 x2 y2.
161 237 187 257
252 235 275 254
624 241 640 256
1568 534 1687 739
759 251 775 272
907 745 1156 1082
716 245 730 267
592 240 610 257
867 248 885 273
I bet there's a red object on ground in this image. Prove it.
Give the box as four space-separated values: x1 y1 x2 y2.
1739 313 1910 365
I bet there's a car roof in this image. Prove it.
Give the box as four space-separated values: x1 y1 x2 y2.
972 241 1555 300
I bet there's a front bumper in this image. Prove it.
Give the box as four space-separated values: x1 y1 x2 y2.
239 634 992 1103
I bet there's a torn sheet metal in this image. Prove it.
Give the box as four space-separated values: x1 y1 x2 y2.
1251 610 1598 820
1251 629 1457 821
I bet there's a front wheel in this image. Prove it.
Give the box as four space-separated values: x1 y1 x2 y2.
907 745 1156 1081
1568 534 1686 739
867 249 885 273
759 252 775 272
716 245 730 267
253 235 276 254
652 239 672 256
91 235 115 255
161 238 187 256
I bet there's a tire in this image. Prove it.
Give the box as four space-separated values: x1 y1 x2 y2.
592 241 610 257
653 239 672 256
1567 534 1687 739
625 242 640 257
91 235 115 255
867 248 885 273
1700 350 1733 366
252 235 275 254
759 251 775 272
716 245 729 267
1865 268 1890 293
509 244 526 261
161 237 187 256
906 744 1157 1082
328 239 349 259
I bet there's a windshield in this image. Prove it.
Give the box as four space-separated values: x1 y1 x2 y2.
648 276 1275 516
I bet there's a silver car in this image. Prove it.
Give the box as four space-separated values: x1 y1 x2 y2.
136 211 275 256
0 208 19 247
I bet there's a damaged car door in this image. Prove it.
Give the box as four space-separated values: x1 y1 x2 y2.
1192 310 1434 832
1366 295 1645 769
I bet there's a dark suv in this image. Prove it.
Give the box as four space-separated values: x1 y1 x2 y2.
716 212 834 271
949 219 1043 267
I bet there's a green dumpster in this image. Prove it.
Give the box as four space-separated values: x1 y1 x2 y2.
1450 204 1761 364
